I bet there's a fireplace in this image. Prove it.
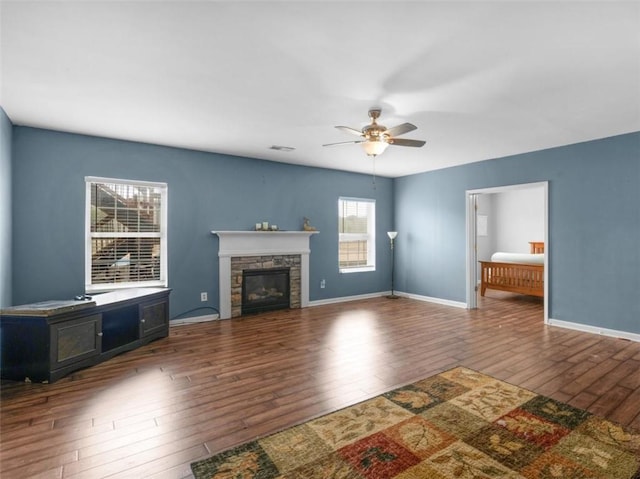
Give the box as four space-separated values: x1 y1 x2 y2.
242 268 290 315
212 231 318 319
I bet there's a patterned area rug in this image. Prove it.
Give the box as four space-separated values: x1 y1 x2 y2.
191 367 640 478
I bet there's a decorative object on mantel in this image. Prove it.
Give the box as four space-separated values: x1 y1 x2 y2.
255 222 279 231
387 231 399 299
303 217 316 231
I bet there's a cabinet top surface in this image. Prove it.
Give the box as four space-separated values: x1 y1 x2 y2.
1 288 171 317
1 300 96 317
92 287 170 307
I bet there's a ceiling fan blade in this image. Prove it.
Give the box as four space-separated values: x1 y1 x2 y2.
322 140 364 147
385 122 417 137
389 138 426 147
335 126 364 137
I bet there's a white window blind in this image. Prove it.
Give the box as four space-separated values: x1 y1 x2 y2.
338 197 376 272
85 177 167 292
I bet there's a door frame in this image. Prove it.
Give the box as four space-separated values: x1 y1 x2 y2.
465 181 549 323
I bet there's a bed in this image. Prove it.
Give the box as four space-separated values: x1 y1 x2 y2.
479 242 544 297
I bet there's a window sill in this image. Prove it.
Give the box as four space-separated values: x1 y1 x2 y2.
86 280 168 294
339 266 376 274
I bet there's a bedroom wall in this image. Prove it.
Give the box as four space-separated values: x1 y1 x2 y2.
475 193 494 263
11 127 394 319
395 132 640 335
0 108 12 309
493 187 545 254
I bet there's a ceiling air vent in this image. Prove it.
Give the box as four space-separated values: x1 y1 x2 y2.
269 145 295 152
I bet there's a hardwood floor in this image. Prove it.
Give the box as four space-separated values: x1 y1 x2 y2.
2 294 639 478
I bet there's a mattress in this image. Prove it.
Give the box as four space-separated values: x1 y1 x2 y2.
490 252 544 265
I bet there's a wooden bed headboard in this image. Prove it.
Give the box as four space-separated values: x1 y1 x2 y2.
529 241 544 254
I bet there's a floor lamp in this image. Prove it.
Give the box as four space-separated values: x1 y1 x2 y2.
387 231 399 299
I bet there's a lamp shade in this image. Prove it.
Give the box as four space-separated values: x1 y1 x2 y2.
387 231 398 240
361 140 389 157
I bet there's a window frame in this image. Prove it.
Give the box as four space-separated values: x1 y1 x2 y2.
338 197 376 273
85 176 168 293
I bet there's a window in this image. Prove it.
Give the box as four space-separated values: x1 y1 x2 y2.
338 197 376 272
85 177 167 292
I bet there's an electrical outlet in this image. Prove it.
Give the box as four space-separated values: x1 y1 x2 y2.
200 292 207 302
320 279 326 289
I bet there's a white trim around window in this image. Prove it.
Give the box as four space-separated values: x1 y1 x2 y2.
85 176 168 292
338 197 376 273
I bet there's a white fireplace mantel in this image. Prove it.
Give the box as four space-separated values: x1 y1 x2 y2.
211 231 318 318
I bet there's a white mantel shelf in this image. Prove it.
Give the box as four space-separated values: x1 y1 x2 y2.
211 230 319 319
212 231 318 257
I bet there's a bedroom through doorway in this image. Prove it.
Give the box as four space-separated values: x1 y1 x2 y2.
466 182 548 323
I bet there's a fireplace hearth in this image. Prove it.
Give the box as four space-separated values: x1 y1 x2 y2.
242 268 290 315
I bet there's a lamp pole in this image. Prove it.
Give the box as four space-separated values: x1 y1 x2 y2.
387 231 399 299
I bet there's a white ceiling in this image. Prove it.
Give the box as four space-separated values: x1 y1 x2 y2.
1 1 639 178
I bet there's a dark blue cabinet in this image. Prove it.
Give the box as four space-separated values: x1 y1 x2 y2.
1 288 170 383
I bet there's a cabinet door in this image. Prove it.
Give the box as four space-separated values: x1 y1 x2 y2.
50 314 102 368
139 300 168 338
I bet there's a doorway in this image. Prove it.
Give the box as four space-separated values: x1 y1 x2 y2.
465 182 549 323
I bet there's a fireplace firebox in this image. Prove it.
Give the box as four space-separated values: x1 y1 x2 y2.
241 268 290 315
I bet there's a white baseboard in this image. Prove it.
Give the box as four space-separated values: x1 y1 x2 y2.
396 291 467 309
309 291 466 309
170 314 219 327
548 318 640 342
309 291 391 307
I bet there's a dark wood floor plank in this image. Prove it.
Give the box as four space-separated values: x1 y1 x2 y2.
559 358 621 397
1 293 639 479
583 358 640 397
587 385 634 419
608 386 640 428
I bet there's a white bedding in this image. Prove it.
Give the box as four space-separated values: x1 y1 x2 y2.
490 252 544 265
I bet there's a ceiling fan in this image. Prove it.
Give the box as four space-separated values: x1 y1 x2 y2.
323 108 426 157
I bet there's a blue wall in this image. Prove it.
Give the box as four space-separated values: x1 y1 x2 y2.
11 127 394 318
0 108 12 309
9 125 640 335
395 132 640 334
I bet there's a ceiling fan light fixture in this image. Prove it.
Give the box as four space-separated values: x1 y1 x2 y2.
361 140 389 157
323 108 425 156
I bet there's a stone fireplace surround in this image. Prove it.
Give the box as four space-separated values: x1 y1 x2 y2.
233 256 298 317
212 231 318 319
